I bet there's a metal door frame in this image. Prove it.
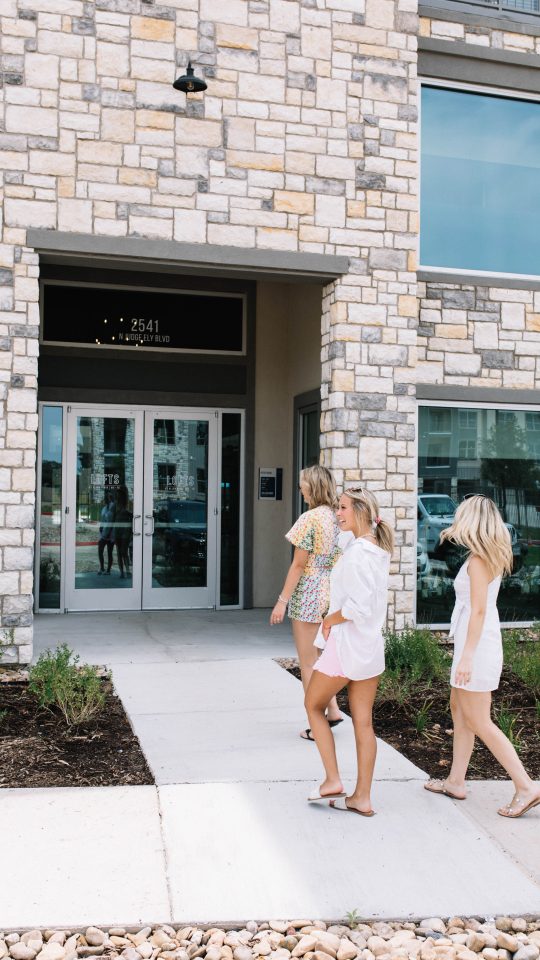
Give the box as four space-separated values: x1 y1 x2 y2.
35 402 245 612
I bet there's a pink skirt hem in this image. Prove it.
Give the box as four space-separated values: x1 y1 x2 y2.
313 633 347 679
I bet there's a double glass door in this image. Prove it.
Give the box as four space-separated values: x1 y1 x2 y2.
64 407 219 611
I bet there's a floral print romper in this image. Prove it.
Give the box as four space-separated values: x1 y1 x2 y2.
285 505 341 623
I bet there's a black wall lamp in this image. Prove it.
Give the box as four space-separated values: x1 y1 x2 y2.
173 61 207 93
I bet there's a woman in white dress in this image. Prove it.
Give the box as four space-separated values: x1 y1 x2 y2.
304 487 394 816
425 495 540 819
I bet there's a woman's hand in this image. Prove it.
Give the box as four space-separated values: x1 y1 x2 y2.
270 598 287 625
322 616 332 641
455 654 473 687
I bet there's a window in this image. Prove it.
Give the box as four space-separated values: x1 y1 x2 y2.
526 412 540 432
418 404 540 625
458 439 477 459
421 85 540 277
426 438 451 467
459 410 477 430
155 420 175 445
38 406 63 610
433 0 540 17
429 408 451 433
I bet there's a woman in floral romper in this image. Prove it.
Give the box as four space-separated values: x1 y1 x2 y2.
270 465 342 739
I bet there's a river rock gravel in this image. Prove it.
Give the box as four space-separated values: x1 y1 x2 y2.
1 919 540 960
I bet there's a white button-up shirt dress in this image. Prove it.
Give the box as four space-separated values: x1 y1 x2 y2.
314 536 391 681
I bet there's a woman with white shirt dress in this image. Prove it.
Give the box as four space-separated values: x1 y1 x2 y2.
305 487 394 817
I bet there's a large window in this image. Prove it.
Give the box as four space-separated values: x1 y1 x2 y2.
421 85 540 277
417 404 540 625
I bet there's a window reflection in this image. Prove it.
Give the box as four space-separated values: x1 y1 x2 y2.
417 406 540 624
38 406 63 609
220 413 241 606
421 85 540 276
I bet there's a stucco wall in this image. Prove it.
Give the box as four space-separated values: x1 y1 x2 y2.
253 281 321 607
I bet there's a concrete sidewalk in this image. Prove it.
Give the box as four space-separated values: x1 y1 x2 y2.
1 611 538 928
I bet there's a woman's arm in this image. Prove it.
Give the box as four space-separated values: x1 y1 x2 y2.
454 555 490 686
321 608 349 641
269 547 310 625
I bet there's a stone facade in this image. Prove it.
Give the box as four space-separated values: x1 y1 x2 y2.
0 0 539 661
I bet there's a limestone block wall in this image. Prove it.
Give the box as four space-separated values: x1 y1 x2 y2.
0 0 421 657
418 12 540 391
418 284 540 388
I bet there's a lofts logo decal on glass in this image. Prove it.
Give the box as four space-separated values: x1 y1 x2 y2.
42 284 245 354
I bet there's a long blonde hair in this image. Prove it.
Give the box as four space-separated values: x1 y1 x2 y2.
343 486 394 554
300 465 337 509
440 495 513 579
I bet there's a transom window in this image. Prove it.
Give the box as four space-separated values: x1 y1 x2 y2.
420 84 540 278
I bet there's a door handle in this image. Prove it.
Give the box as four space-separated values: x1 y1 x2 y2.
132 514 141 536
144 514 155 536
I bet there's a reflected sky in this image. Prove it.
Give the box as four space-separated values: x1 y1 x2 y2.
421 86 540 276
42 406 63 463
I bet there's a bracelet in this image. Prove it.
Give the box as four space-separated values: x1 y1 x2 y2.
278 594 289 604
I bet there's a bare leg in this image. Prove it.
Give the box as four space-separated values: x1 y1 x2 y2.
444 687 474 797
305 671 348 795
292 619 342 726
457 689 540 811
347 676 380 814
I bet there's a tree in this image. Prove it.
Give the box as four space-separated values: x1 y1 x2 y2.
480 414 540 526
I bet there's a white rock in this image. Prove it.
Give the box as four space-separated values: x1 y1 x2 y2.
292 941 317 959
233 949 253 960
131 933 152 949
496 936 518 953
337 940 358 960
467 936 487 954
420 923 446 937
0 944 8 960
122 949 141 960
135 946 152 960
513 949 539 960
39 946 65 960
269 930 288 939
85 934 105 950
10 947 36 960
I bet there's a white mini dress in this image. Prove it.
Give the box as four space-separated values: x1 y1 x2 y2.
314 536 391 682
449 560 503 692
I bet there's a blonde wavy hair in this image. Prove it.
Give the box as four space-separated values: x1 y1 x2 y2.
440 495 513 579
343 486 394 554
300 465 337 509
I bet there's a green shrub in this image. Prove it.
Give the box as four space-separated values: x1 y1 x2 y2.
384 626 450 682
29 643 105 727
503 633 540 695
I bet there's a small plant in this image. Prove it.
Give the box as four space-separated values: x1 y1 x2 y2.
384 626 450 682
29 643 105 727
412 698 434 736
345 908 360 929
494 701 523 753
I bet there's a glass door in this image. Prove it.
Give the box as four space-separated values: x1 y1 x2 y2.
65 408 143 611
142 411 218 608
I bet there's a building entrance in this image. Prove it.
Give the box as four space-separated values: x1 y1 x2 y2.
37 404 244 612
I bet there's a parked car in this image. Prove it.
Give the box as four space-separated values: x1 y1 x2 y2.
417 494 527 575
417 494 457 557
153 499 207 569
417 540 430 576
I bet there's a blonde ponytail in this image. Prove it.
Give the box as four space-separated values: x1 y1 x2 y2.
344 486 395 554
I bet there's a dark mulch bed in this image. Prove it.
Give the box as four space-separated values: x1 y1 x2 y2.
285 664 540 780
0 677 154 788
